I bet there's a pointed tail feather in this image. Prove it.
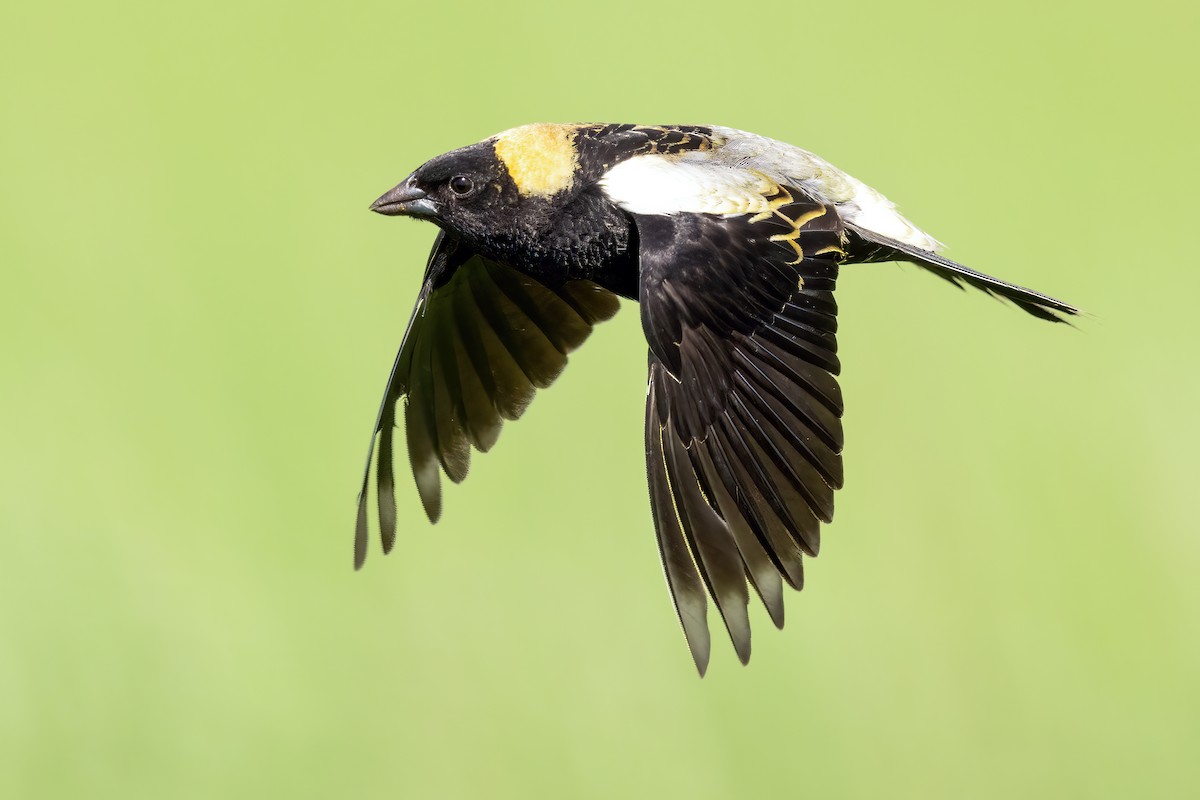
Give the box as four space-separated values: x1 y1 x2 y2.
847 224 1081 323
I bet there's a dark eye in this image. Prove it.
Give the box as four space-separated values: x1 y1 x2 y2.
449 175 474 196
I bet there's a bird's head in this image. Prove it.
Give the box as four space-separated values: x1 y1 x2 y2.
370 124 602 265
369 139 515 230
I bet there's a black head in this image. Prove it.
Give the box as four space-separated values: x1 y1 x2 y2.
369 140 521 244
369 124 640 288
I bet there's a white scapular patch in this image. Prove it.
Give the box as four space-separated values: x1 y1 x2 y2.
599 157 781 217
599 125 943 253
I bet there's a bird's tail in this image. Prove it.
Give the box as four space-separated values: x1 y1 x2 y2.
846 224 1081 323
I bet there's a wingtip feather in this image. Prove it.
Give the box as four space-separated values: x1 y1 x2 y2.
354 491 369 570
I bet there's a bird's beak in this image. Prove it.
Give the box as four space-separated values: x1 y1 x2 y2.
369 176 438 217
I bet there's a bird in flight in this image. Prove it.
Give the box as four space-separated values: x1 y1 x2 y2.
355 123 1078 674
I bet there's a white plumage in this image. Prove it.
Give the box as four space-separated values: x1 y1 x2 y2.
599 125 943 253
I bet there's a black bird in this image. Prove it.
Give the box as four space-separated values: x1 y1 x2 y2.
356 123 1078 674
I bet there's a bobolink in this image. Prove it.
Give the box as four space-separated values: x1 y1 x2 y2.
355 123 1077 674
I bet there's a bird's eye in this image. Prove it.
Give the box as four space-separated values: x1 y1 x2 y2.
449 175 474 196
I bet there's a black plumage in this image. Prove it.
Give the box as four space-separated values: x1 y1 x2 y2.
355 123 1079 674
352 229 618 567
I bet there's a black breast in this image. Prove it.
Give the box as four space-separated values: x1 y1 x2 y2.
550 188 640 300
482 187 640 300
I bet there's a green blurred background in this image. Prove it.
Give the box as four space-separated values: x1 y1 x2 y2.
3 0 1198 797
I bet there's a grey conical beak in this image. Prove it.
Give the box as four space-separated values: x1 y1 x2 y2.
369 176 438 217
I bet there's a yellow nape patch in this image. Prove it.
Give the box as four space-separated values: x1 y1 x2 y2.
493 123 580 198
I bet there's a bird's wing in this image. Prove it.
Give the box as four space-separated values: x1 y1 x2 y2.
354 231 620 567
634 185 847 675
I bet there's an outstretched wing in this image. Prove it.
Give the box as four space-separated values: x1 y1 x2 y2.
354 231 620 568
636 187 847 675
